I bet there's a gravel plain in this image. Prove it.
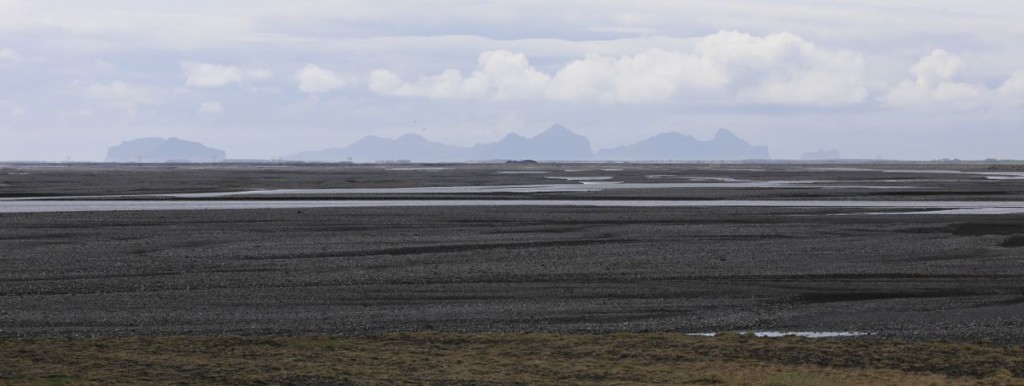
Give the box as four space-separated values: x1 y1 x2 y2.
2 162 1024 342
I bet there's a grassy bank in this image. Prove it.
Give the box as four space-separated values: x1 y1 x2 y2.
3 332 1024 385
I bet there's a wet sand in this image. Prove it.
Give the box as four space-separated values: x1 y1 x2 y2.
2 162 1024 342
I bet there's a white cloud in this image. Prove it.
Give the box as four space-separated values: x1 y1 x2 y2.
0 47 21 62
883 50 990 108
998 70 1024 100
182 62 270 88
547 49 726 103
368 31 867 105
198 101 223 113
477 50 551 100
370 50 545 99
371 67 483 98
912 49 965 82
702 32 867 105
295 64 347 93
368 69 408 95
85 80 155 110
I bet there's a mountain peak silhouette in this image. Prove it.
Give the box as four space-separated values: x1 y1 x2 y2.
473 125 591 161
282 125 769 162
597 129 769 161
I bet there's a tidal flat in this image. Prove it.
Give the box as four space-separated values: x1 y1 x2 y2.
2 162 1024 383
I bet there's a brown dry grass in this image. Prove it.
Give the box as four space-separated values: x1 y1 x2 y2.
2 332 1024 385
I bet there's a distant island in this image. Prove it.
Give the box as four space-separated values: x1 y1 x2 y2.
285 124 592 162
596 129 769 161
284 125 769 162
104 127 775 163
106 137 226 163
801 149 841 161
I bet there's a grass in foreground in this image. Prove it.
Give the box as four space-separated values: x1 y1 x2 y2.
2 332 1024 385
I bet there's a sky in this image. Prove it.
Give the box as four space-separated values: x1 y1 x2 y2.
1 0 1023 161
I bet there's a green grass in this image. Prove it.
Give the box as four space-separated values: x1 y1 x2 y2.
2 332 1024 385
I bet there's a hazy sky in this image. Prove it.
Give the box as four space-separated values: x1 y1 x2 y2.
1 0 1023 161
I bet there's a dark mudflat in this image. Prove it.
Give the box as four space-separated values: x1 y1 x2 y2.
2 163 1024 342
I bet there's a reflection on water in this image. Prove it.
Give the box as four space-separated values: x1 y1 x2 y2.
4 199 1024 213
810 167 1024 180
547 176 614 181
986 176 1024 180
161 181 910 198
908 207 1024 215
680 176 747 182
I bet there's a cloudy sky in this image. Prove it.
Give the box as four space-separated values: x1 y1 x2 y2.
1 0 1023 161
